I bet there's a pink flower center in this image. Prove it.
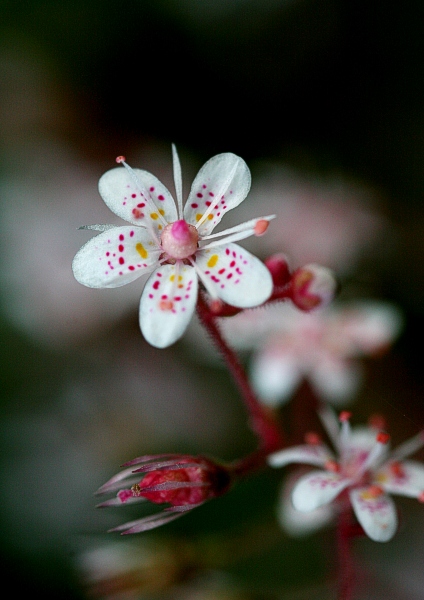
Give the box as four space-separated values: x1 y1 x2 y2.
160 220 199 260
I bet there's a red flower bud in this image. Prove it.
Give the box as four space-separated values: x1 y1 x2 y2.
290 263 338 311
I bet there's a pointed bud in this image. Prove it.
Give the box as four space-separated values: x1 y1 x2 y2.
265 253 291 287
290 263 338 311
96 454 233 534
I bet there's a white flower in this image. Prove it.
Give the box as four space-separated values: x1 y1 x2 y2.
268 408 424 542
72 146 274 348
219 300 403 406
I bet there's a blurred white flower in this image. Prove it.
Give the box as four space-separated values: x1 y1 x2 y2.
219 300 403 407
269 407 424 542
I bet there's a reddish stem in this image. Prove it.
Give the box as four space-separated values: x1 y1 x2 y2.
336 508 356 600
196 292 284 453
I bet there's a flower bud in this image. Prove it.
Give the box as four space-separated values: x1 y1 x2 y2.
265 253 291 287
290 263 338 311
96 454 233 534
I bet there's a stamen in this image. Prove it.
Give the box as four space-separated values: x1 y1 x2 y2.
305 432 322 445
201 215 275 241
355 433 390 479
339 411 352 422
318 405 341 451
325 460 340 473
418 491 424 503
254 219 269 236
376 432 390 445
116 155 126 163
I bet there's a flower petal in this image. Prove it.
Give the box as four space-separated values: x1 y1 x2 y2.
292 470 350 512
72 226 160 288
278 469 336 537
196 243 272 308
99 167 177 233
337 301 403 356
349 487 397 542
251 347 302 406
376 459 424 498
184 153 251 236
309 357 363 405
139 263 198 348
268 444 334 468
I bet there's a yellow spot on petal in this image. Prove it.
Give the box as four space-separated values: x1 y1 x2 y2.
159 209 165 216
196 213 203 222
158 225 163 230
150 213 158 220
207 254 219 268
135 243 148 259
361 485 384 500
170 275 175 282
207 214 213 220
178 275 183 281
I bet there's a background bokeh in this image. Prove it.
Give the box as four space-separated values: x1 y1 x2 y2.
1 1 424 598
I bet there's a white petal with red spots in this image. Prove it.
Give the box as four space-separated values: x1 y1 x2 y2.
349 487 397 542
376 459 424 498
99 167 177 233
139 264 198 348
184 153 251 237
251 347 303 406
72 226 161 288
292 470 350 512
196 243 272 308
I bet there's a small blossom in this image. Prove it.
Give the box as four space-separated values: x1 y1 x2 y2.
219 300 403 407
96 454 232 534
289 263 338 311
268 407 424 542
72 146 274 348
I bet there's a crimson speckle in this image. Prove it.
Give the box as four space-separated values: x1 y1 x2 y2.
227 273 233 279
206 201 211 206
209 192 214 197
174 296 182 301
137 203 145 208
119 234 124 241
106 252 110 256
150 186 155 191
130 231 134 237
202 184 207 188
218 268 226 274
225 249 230 255
118 244 124 252
197 193 203 198
191 203 198 208
128 265 135 271
230 260 236 267
131 193 136 198
119 257 125 265
153 281 160 290
161 294 168 299
158 195 165 201
149 293 153 298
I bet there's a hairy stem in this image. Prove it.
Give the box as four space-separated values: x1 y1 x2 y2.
196 292 284 453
